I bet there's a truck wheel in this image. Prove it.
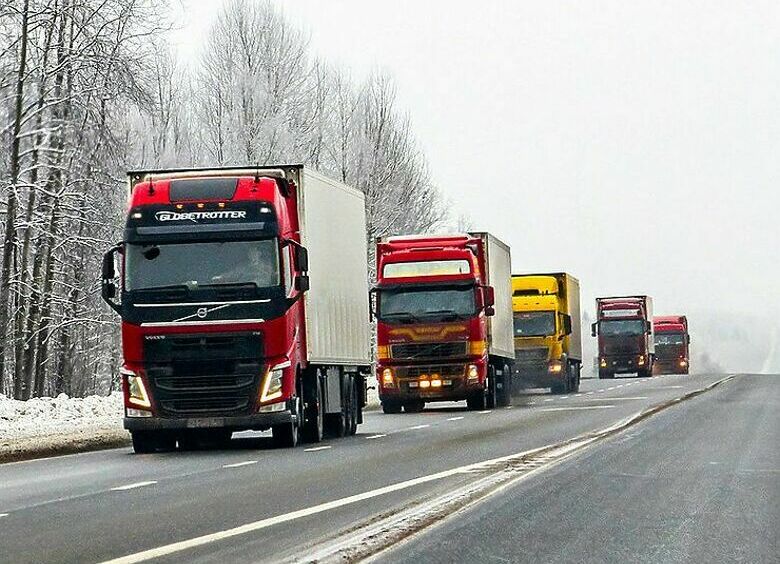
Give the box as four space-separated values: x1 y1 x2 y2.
598 370 612 380
302 373 324 443
272 421 299 448
381 400 402 414
347 378 359 436
485 366 497 409
466 392 486 411
496 365 512 407
403 400 425 413
131 431 170 454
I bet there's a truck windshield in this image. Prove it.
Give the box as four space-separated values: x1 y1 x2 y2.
656 333 685 345
378 286 476 322
600 319 645 336
513 311 555 337
125 239 280 291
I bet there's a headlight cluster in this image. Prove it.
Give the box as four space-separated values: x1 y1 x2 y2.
122 367 151 409
260 361 289 403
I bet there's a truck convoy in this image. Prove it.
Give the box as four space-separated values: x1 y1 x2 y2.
512 273 582 394
373 233 515 412
592 295 655 378
101 165 372 452
653 316 690 374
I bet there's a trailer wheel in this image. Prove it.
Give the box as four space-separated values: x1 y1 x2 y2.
570 363 581 392
382 400 402 414
347 377 359 436
302 372 324 443
496 365 512 407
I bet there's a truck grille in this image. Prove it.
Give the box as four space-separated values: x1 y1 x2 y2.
515 348 549 363
398 364 465 378
391 342 468 359
143 332 263 417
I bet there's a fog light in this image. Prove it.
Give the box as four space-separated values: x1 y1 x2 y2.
431 379 442 388
259 402 286 413
419 380 431 389
638 355 645 366
466 364 479 381
600 358 607 368
126 408 152 418
548 361 563 373
679 359 688 367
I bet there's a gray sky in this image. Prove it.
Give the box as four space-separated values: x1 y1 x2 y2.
172 1 780 324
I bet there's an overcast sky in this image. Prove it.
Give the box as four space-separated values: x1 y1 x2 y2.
171 1 779 323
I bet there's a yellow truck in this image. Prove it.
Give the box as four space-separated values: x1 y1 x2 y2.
512 273 582 394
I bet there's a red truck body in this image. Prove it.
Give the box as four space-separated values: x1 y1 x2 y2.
593 295 655 378
101 166 370 452
653 315 690 374
373 234 514 412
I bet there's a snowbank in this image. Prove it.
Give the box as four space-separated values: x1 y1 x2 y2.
0 392 127 462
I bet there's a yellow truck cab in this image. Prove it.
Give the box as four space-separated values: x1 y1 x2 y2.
512 273 582 394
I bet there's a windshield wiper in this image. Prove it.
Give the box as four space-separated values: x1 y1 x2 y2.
198 282 259 290
133 284 189 296
424 309 466 321
380 312 420 324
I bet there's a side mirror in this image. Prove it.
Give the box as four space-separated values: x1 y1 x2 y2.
368 287 379 321
562 314 572 336
687 335 691 344
646 321 653 333
101 245 121 313
591 322 598 337
485 305 495 317
483 286 495 308
294 274 310 293
295 245 309 273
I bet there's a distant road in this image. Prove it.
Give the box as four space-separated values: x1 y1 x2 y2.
0 373 775 563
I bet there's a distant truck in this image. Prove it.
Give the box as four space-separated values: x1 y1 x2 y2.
511 273 582 393
101 165 372 452
373 233 515 412
653 316 690 374
592 295 655 378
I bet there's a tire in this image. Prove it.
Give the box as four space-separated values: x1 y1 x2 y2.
302 372 324 443
381 400 402 414
485 366 497 409
599 370 613 380
403 400 425 413
570 363 581 393
496 365 512 407
347 378 359 436
272 421 299 448
466 392 486 411
131 431 167 454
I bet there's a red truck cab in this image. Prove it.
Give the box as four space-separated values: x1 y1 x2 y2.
592 295 655 378
653 316 690 374
373 234 513 412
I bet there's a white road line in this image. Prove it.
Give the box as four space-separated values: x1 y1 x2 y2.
404 424 430 431
607 387 616 390
527 401 537 405
99 441 563 564
478 410 492 414
447 416 464 421
540 406 615 412
575 394 583 397
0 513 8 518
222 461 257 469
504 406 514 409
304 446 332 452
366 434 387 439
580 396 648 401
111 481 157 492
543 398 555 402
559 396 569 400
596 389 605 393
585 391 594 395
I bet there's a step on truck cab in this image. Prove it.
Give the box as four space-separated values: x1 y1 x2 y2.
372 233 515 413
101 165 372 452
592 295 655 378
512 273 582 394
653 315 690 374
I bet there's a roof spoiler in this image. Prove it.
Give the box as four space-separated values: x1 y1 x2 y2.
126 166 295 196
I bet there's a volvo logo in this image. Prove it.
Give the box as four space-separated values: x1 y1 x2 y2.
196 307 208 319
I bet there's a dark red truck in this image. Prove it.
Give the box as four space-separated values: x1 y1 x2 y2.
653 316 690 374
592 296 655 378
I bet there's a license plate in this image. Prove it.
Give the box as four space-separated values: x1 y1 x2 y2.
187 418 225 428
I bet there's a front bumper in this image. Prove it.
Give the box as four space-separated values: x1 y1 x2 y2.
655 360 688 373
514 362 565 388
601 355 648 373
124 404 295 432
377 359 486 403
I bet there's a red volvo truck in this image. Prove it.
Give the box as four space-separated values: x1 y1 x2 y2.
592 295 655 378
372 233 515 412
653 315 690 374
101 165 372 452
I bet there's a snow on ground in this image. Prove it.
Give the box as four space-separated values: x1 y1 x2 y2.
0 392 127 462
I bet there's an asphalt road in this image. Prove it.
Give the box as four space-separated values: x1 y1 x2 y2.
0 372 773 563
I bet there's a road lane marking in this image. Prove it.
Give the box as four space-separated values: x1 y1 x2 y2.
304 446 332 452
447 416 464 421
581 396 648 401
559 396 569 399
527 401 537 405
366 434 387 439
543 398 554 402
540 406 615 411
478 410 492 414
111 481 157 491
575 394 583 397
607 387 616 390
585 392 594 395
504 406 514 409
0 513 8 518
222 461 258 468
403 424 430 431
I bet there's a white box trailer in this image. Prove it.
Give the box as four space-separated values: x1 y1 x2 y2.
470 232 515 361
294 167 372 365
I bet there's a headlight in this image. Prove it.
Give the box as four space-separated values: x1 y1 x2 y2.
600 358 607 368
466 364 479 381
380 367 394 387
548 361 563 373
638 355 645 366
260 361 289 403
122 367 151 408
